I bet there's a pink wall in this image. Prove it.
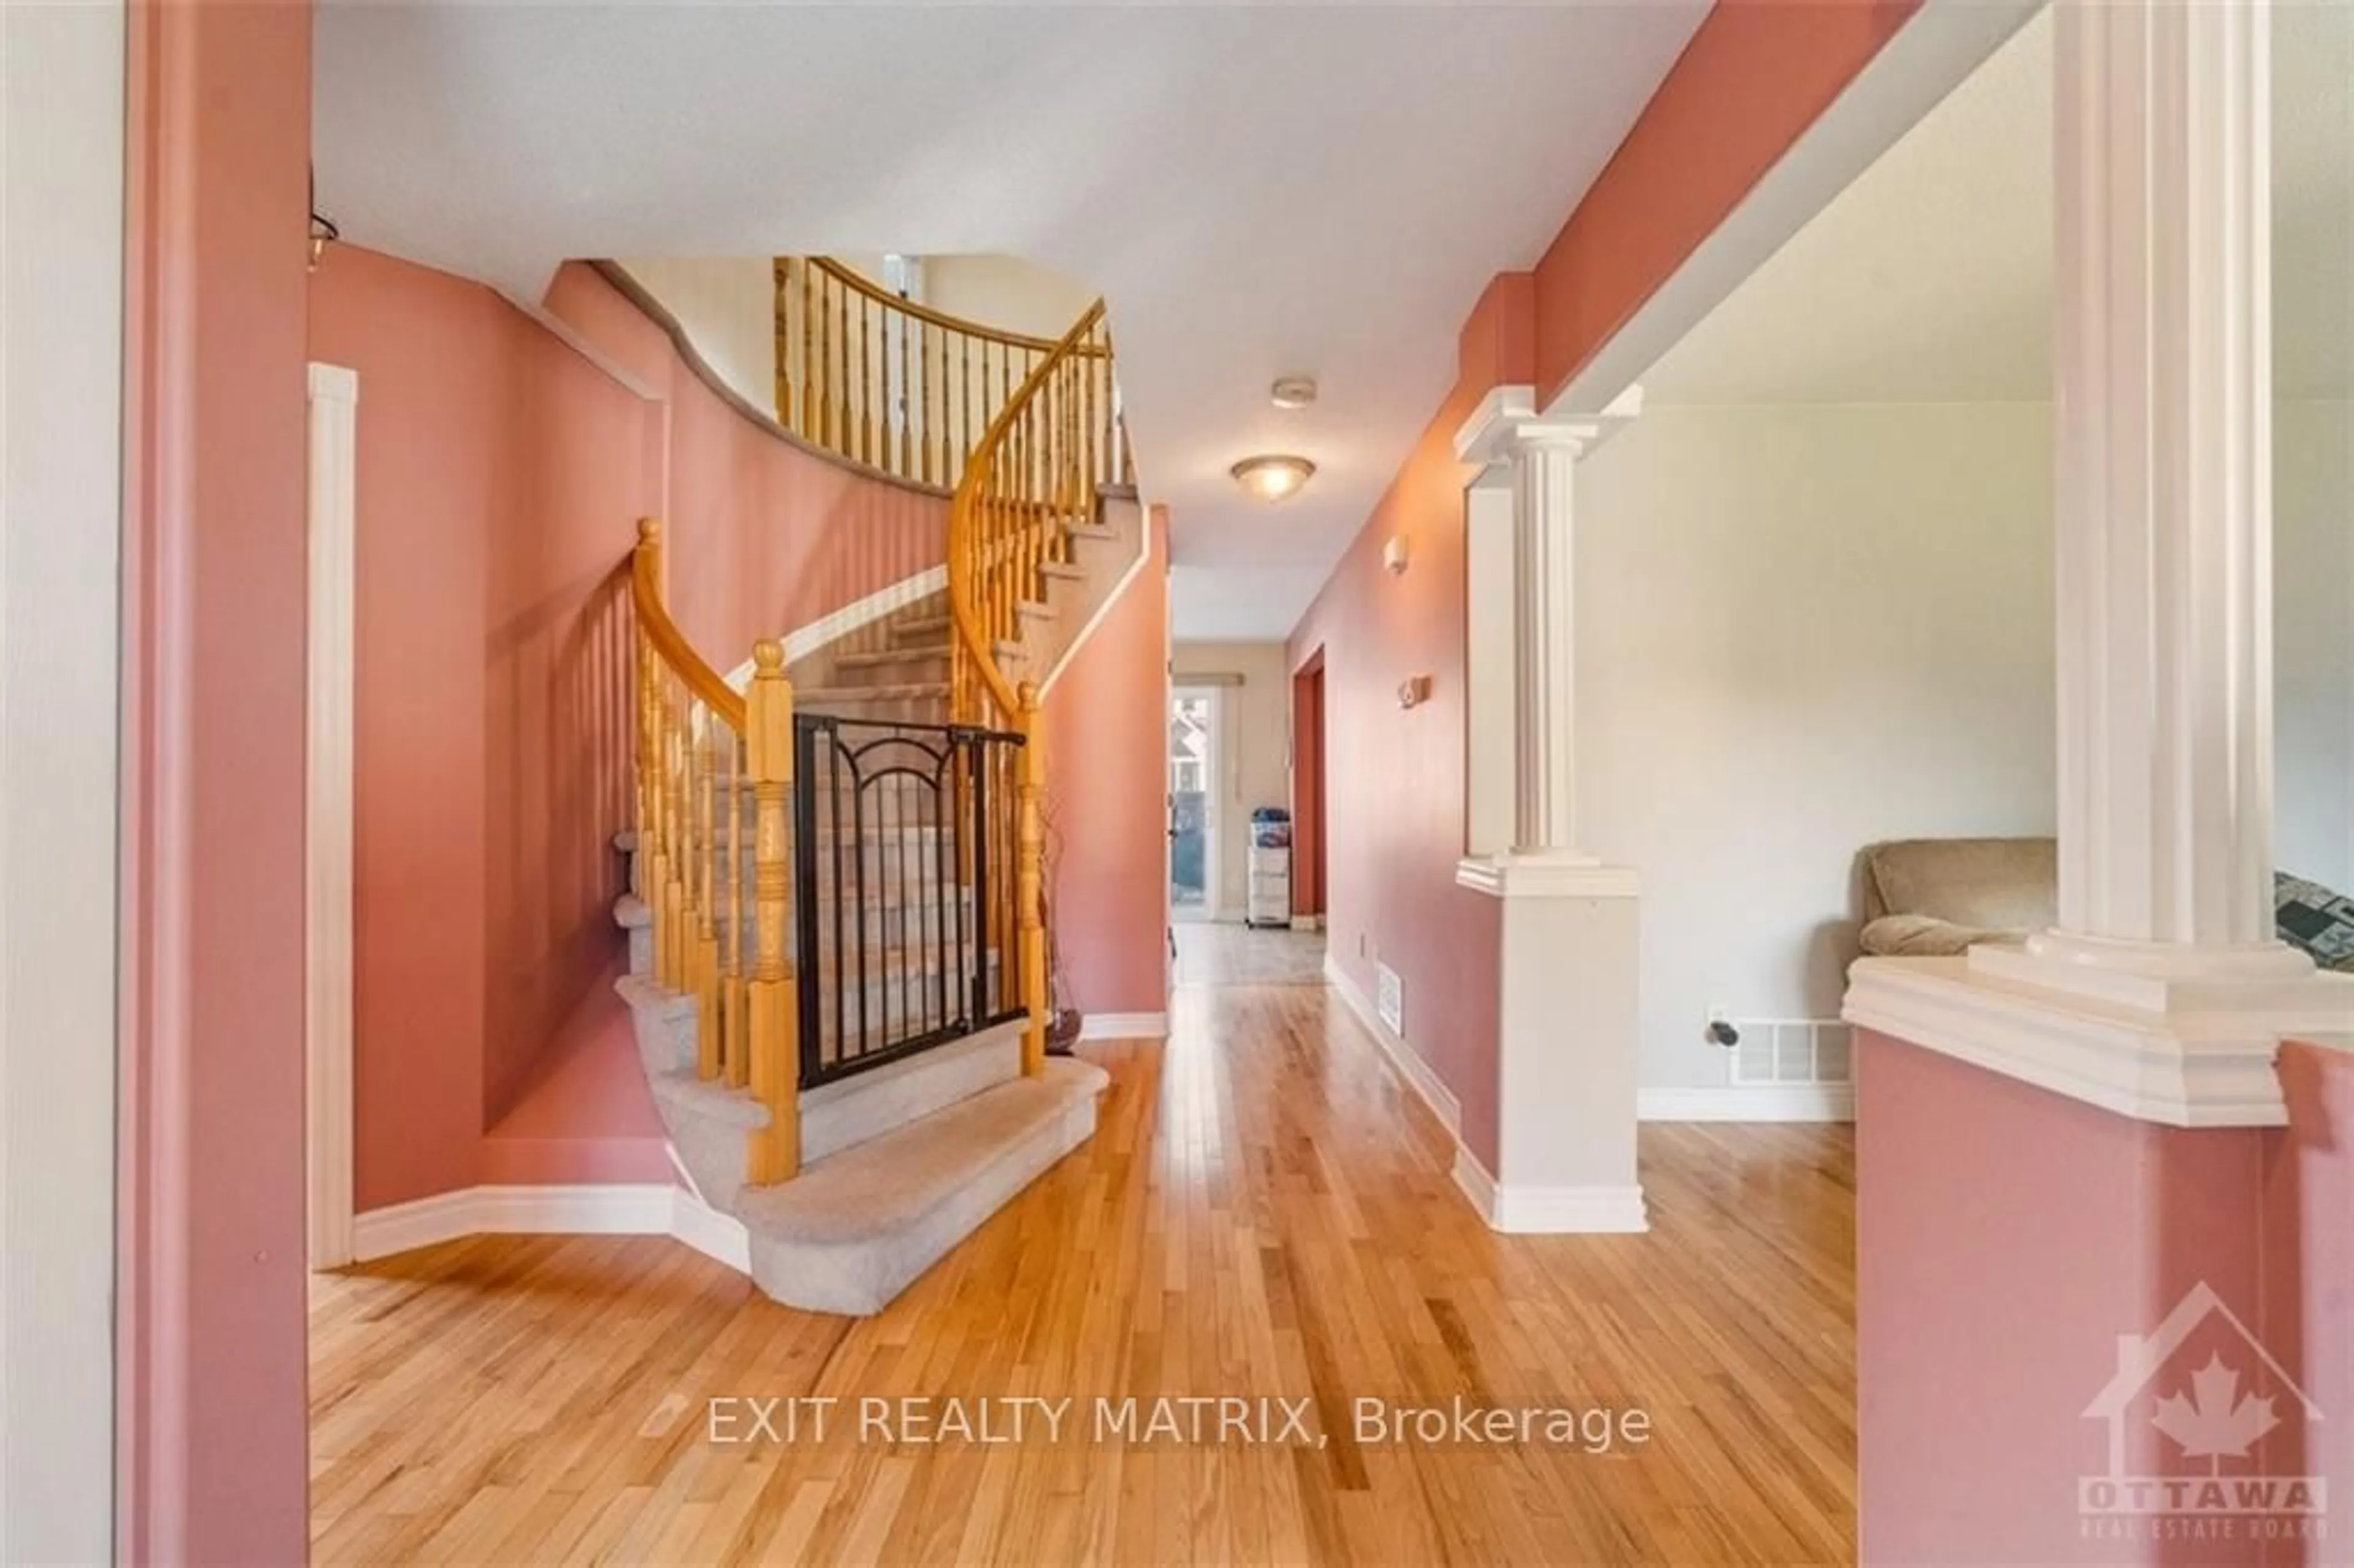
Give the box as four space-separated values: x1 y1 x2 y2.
1859 1031 2352 1565
311 249 951 1209
1045 508 1172 1019
544 264 947 661
1528 0 1920 400
116 0 314 1559
1287 1 1922 1163
1284 280 1529 1165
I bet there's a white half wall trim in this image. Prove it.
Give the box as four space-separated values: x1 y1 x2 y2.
0 1 126 1557
306 364 360 1271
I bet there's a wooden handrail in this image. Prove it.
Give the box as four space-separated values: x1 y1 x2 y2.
943 297 1125 1076
774 257 1107 491
630 516 798 1181
631 520 745 733
945 300 1107 721
805 258 1110 359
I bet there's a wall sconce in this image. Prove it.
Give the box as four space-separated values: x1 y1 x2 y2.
1396 675 1431 710
308 169 340 272
1383 535 1409 576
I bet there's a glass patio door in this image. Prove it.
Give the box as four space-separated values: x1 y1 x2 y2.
1168 688 1218 920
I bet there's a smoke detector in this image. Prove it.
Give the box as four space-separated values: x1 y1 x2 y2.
1270 376 1318 410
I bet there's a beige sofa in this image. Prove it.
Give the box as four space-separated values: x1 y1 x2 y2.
1857 837 2056 957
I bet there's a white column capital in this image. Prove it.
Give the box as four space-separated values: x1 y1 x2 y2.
1453 382 1642 468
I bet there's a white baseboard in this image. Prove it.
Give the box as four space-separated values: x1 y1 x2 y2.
352 1181 751 1270
1638 1085 1856 1122
1450 1146 1498 1219
1079 1011 1169 1040
1451 1147 1648 1234
1325 954 1461 1135
1330 957 1650 1235
669 1189 753 1271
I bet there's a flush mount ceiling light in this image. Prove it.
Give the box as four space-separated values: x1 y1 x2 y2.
1230 454 1316 504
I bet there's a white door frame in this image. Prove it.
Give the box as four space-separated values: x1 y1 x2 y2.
1 1 128 1556
305 363 359 1269
1170 684 1223 923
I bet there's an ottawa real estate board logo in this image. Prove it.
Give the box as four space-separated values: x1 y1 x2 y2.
2080 1281 2325 1546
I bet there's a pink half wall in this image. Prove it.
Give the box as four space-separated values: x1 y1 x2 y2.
1858 1031 2353 1565
310 249 951 1210
1045 506 1173 1021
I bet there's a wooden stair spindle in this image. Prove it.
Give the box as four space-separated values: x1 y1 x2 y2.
692 704 720 1082
1016 681 1047 1076
724 725 749 1089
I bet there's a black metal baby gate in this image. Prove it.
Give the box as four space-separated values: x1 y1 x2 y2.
792 714 1027 1088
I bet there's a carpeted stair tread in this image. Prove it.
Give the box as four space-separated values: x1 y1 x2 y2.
796 681 951 702
734 1057 1106 1248
832 646 950 670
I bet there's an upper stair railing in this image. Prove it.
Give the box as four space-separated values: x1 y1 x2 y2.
945 298 1126 1073
772 257 1110 492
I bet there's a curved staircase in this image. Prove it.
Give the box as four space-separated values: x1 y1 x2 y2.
611 273 1136 1315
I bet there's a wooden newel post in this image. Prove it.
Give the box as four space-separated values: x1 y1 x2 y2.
745 639 801 1184
1017 681 1048 1077
632 520 661 906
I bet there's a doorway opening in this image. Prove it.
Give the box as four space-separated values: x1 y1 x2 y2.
1289 652 1327 930
1168 686 1221 921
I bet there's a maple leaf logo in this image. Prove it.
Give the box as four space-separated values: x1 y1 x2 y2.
2151 1353 2280 1472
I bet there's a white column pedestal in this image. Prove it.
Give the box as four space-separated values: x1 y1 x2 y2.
1456 857 1645 1231
1449 384 1649 1233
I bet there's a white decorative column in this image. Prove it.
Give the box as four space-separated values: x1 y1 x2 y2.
1452 384 1647 1234
1851 0 2351 1126
1510 429 1583 856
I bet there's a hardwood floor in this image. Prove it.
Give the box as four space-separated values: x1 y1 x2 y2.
1170 921 1328 986
310 982 1856 1565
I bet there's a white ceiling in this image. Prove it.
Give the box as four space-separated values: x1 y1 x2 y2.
314 0 1711 641
1644 4 2354 405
